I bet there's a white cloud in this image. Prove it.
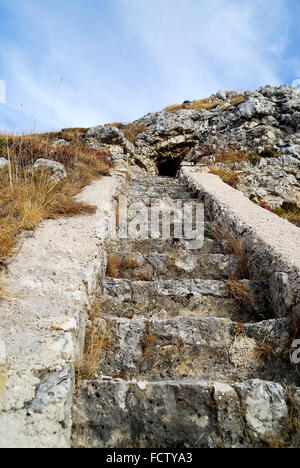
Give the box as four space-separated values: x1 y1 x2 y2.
0 0 294 132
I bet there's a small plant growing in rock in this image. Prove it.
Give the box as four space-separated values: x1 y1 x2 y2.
253 342 277 363
209 166 240 189
122 123 146 143
107 256 121 278
260 147 280 158
208 222 250 278
76 321 112 381
226 280 252 309
138 321 158 370
232 322 246 336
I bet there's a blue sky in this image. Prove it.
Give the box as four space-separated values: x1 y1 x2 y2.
0 0 300 133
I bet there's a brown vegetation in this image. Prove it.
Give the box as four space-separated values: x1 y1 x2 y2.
107 252 140 278
164 94 244 113
76 321 112 381
226 280 252 309
122 123 146 143
0 130 111 297
209 223 249 278
253 342 277 363
209 166 240 188
138 321 158 370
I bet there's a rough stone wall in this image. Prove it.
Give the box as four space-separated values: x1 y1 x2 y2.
180 166 300 318
0 161 127 448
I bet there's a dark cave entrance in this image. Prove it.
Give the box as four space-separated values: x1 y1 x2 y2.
156 158 183 177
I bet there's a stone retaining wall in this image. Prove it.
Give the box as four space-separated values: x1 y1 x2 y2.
180 165 300 318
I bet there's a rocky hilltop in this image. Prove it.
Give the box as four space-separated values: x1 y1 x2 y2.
85 85 300 218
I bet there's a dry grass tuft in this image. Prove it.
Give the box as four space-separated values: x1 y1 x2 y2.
273 204 300 228
122 123 146 143
122 256 140 270
138 321 158 370
164 94 245 114
252 342 277 363
226 280 252 309
0 368 6 396
107 251 140 279
209 166 240 188
107 256 121 278
76 322 112 381
209 223 249 278
232 322 246 336
214 149 260 165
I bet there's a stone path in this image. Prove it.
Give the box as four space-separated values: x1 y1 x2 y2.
72 175 300 448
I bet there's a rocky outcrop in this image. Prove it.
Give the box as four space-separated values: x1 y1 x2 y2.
85 85 300 209
132 85 300 162
236 155 300 208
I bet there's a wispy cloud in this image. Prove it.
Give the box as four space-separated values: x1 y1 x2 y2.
0 0 297 132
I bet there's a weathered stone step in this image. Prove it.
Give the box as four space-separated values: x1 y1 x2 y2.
131 176 182 184
90 316 293 384
98 293 249 322
72 379 300 448
108 238 223 256
128 180 188 189
107 249 240 280
98 278 270 319
126 189 198 200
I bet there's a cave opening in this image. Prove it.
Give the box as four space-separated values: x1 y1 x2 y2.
156 158 183 177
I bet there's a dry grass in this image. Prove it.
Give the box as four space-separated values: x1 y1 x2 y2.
0 368 6 396
0 131 111 297
228 95 245 107
134 266 152 281
252 342 277 363
107 256 121 278
164 94 245 113
232 322 246 336
226 280 252 309
273 204 300 228
122 123 146 143
76 322 112 381
122 256 140 270
138 321 158 370
107 251 140 278
209 222 249 278
214 149 260 166
209 166 240 189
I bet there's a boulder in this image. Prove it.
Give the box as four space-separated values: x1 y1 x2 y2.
52 139 70 147
30 159 67 181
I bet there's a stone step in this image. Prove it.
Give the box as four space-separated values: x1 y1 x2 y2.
98 278 271 320
131 176 182 184
72 378 300 448
108 238 223 256
107 249 240 280
85 316 294 384
128 180 188 189
126 189 198 200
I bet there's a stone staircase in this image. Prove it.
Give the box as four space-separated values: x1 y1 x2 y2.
72 176 300 448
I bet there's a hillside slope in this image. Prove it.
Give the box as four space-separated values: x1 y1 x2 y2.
85 85 300 221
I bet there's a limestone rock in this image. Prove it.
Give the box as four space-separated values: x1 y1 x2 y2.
235 380 288 442
30 158 67 181
52 139 70 147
